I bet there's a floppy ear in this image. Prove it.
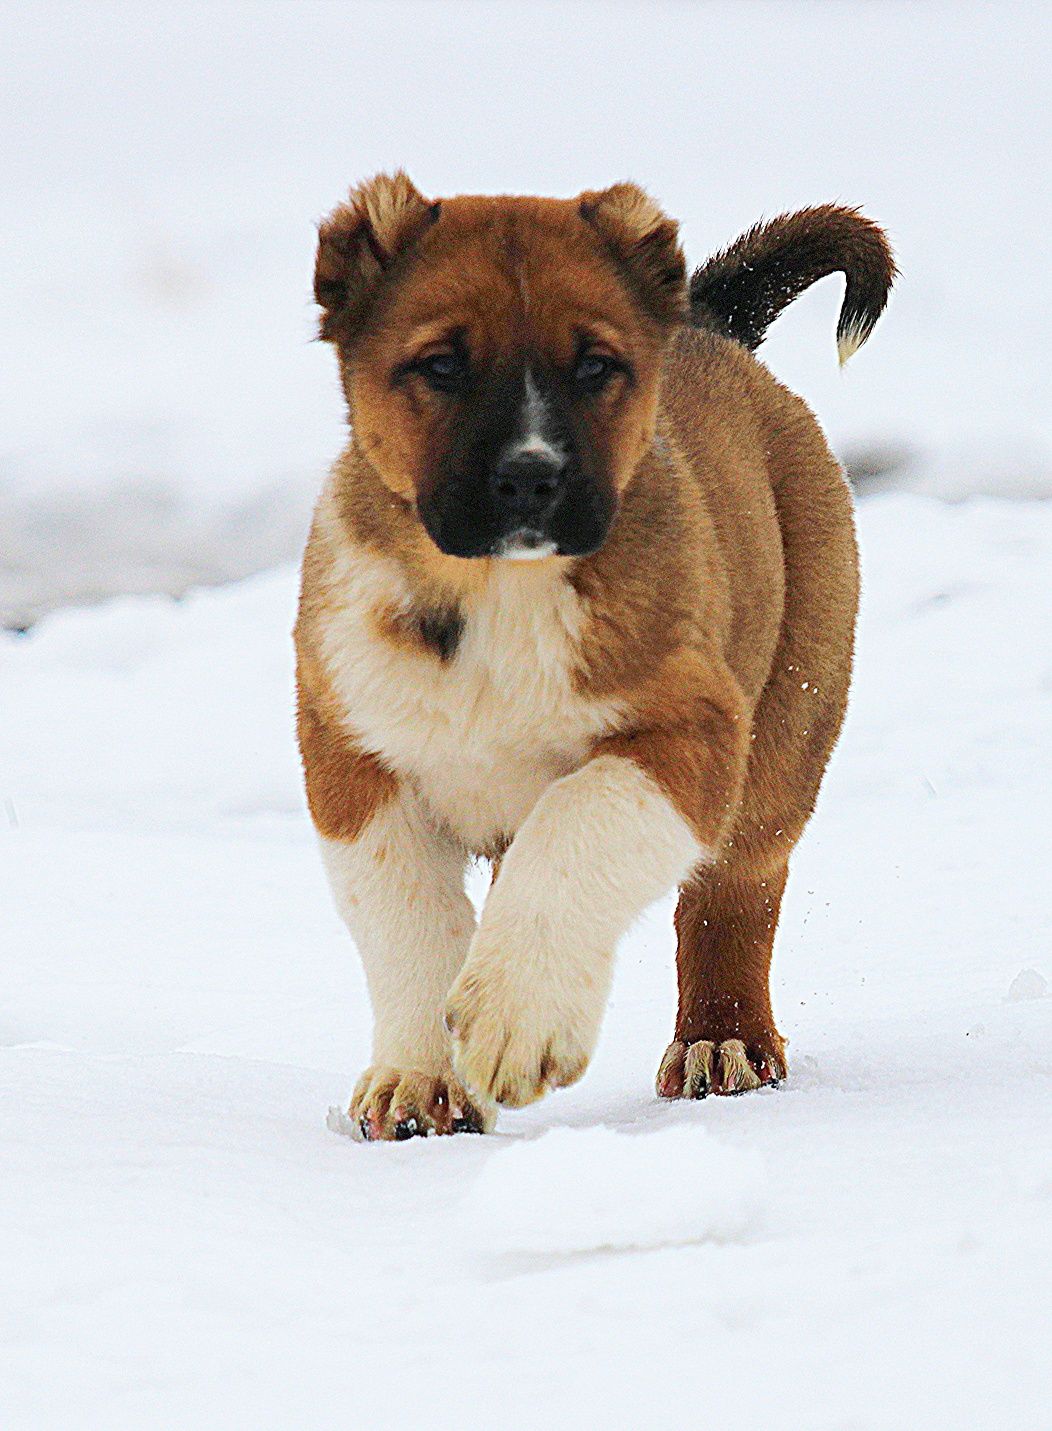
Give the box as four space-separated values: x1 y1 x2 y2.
579 182 687 327
314 171 439 340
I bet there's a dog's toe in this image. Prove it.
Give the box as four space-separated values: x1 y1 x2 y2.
714 1038 763 1094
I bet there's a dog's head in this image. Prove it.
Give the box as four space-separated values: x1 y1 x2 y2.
315 173 686 560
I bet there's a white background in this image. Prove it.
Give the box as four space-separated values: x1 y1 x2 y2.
2 5 1050 1428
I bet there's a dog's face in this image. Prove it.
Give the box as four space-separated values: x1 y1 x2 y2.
315 174 687 559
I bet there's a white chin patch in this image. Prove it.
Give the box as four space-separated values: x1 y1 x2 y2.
498 533 558 561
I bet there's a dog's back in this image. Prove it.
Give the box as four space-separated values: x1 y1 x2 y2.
664 323 859 695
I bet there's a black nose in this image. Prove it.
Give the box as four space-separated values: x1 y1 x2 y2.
490 453 565 518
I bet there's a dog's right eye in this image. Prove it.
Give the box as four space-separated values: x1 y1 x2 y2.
414 351 465 394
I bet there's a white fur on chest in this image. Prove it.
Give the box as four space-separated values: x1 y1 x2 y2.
316 519 622 850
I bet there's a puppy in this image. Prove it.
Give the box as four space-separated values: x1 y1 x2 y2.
295 174 894 1140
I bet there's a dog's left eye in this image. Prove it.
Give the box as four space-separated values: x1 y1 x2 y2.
573 352 619 392
415 351 465 393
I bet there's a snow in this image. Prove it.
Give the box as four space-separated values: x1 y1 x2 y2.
459 1126 767 1258
3 493 1051 1429
3 1 1052 623
1006 968 1049 1004
3 1 1051 1422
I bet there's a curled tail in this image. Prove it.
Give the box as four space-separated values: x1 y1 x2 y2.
689 204 896 363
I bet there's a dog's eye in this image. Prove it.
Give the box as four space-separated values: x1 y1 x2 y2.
574 352 619 393
416 351 465 393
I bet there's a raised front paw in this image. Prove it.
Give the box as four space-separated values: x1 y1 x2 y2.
348 1064 495 1141
656 1033 786 1099
444 961 596 1109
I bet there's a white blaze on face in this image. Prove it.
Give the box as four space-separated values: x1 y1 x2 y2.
493 369 568 559
503 370 566 467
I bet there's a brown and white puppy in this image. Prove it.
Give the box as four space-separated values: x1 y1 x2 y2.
295 173 894 1140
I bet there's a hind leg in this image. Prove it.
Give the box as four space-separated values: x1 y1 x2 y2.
657 434 858 1099
657 863 788 1097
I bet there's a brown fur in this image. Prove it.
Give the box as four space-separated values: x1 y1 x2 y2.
294 520 398 842
295 658 397 843
690 202 897 355
297 173 885 1117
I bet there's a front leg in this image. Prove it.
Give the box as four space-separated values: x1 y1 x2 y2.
320 793 495 1139
446 703 748 1108
300 689 493 1139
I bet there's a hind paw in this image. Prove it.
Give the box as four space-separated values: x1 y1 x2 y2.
656 1035 786 1099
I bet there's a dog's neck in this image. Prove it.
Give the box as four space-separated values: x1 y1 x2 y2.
328 423 700 697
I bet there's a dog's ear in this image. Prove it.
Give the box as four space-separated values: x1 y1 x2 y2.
315 171 439 340
579 182 687 327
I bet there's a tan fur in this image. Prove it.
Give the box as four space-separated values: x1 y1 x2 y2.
446 754 703 1106
296 174 870 1136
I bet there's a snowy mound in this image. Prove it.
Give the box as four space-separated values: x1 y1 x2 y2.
462 1125 766 1257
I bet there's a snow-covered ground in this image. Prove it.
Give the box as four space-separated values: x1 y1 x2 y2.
3 1 1051 623
3 493 1050 1429
3 2 1050 1423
